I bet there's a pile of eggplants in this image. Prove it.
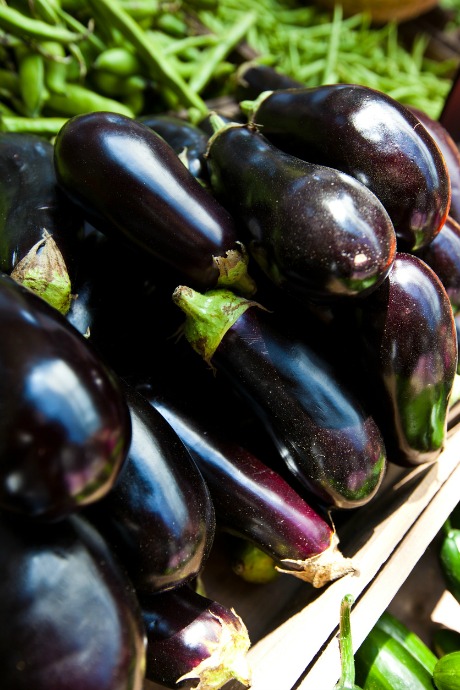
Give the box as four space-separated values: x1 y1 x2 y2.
0 76 459 690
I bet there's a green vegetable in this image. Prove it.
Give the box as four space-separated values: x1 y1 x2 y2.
334 594 362 690
433 628 460 658
85 0 208 114
375 611 437 674
355 625 435 689
434 651 460 690
230 539 280 584
0 4 82 43
439 520 460 605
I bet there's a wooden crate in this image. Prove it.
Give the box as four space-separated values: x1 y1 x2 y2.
145 417 460 690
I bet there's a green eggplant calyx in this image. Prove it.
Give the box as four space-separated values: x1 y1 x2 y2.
10 230 72 315
205 117 249 156
334 594 362 690
277 532 357 588
213 242 257 297
239 89 273 121
176 609 252 690
172 285 262 365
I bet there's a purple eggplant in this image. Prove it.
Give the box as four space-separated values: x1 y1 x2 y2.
86 383 215 594
414 215 460 315
171 286 387 509
0 271 131 520
136 384 355 586
206 119 396 302
53 111 255 295
356 252 458 466
235 62 303 101
0 132 83 312
242 84 451 251
0 132 82 274
0 510 146 690
137 113 209 180
141 584 251 689
409 107 460 225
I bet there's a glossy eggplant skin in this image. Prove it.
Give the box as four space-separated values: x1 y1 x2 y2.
0 271 131 520
196 303 387 509
207 123 396 301
86 383 215 594
356 253 458 466
0 132 82 275
137 114 209 180
410 107 460 225
248 85 451 251
0 510 146 690
54 112 249 292
141 584 250 689
414 215 460 314
234 62 302 101
136 386 333 565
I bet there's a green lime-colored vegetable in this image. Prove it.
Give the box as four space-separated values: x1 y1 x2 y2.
434 651 460 690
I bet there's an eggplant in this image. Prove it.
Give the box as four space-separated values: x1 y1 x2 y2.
234 62 302 101
242 84 451 251
140 584 251 689
356 253 458 466
0 132 82 274
137 113 209 180
136 384 355 586
172 286 387 509
65 229 185 377
85 383 215 594
414 215 460 315
206 119 396 302
0 510 146 690
0 132 83 311
410 107 460 225
53 111 255 295
439 67 460 145
0 271 131 520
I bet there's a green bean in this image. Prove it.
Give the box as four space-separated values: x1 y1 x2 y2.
0 67 20 94
321 4 342 83
0 5 82 43
0 114 67 134
188 10 256 94
45 81 135 116
91 70 146 97
89 0 208 114
86 0 208 113
41 40 68 93
93 46 141 76
16 44 48 116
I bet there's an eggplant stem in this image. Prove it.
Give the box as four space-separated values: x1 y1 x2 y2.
276 532 357 587
334 594 362 690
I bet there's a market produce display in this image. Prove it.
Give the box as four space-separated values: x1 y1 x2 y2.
0 0 459 689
